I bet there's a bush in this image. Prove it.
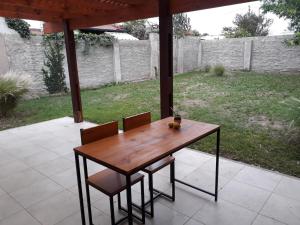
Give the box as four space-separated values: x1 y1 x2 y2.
204 65 211 73
0 71 32 116
212 65 225 76
5 18 30 39
42 36 68 94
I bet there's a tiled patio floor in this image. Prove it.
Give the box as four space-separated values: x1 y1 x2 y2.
0 117 299 225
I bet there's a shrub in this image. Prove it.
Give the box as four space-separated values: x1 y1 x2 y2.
42 35 68 94
212 65 225 76
5 18 30 39
0 71 32 116
204 65 211 73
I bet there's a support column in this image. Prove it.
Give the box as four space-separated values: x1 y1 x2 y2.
243 40 253 71
113 41 122 83
63 20 83 123
159 0 173 119
149 33 159 79
197 40 203 69
177 38 184 74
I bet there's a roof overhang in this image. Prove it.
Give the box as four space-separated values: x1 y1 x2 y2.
1 0 256 33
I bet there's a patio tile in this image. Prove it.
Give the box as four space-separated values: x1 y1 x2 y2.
252 215 287 225
0 210 40 225
184 218 205 225
68 185 106 203
0 168 46 193
50 167 77 188
6 143 48 160
10 178 64 208
28 133 60 146
51 129 81 143
273 176 300 202
158 184 210 217
261 193 300 225
157 160 198 180
92 195 126 222
86 161 106 174
145 202 189 225
92 213 111 225
174 149 212 167
151 173 173 192
0 187 5 197
234 166 282 191
183 168 230 193
46 141 77 156
23 151 59 167
0 160 29 179
199 158 245 179
62 152 75 162
54 207 102 225
34 158 74 177
192 199 257 225
27 190 79 225
0 152 14 167
0 194 23 221
0 131 19 146
219 180 271 212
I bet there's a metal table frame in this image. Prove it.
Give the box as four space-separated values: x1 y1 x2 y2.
74 127 220 225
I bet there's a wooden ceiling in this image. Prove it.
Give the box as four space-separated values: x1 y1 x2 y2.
1 0 255 33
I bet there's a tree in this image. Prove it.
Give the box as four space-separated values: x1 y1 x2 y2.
42 35 67 94
222 7 273 38
261 0 300 45
262 0 300 32
5 18 30 39
173 13 192 38
122 20 148 40
123 13 199 39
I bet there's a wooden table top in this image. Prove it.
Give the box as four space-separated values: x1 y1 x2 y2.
74 117 220 175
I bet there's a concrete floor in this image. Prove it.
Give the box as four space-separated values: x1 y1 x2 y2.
0 117 299 225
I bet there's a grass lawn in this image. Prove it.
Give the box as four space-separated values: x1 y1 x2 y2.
1 71 300 177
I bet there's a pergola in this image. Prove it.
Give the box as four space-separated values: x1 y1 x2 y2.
1 0 254 122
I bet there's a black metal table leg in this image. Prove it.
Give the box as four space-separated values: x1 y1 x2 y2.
126 175 133 225
173 128 221 201
215 128 220 202
75 153 86 225
149 173 154 217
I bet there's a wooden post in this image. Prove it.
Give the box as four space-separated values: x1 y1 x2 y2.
63 20 83 123
159 0 173 119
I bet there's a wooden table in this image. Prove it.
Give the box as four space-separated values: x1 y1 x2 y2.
74 117 220 225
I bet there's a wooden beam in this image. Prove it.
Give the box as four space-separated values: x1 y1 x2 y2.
63 20 83 123
43 0 256 33
171 0 255 14
2 0 113 16
0 3 79 19
0 10 60 22
159 0 173 119
44 2 158 33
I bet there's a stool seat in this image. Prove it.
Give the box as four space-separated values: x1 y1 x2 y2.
142 156 175 174
87 169 144 196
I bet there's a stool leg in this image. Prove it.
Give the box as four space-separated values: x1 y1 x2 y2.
109 197 115 225
148 173 154 217
141 179 145 223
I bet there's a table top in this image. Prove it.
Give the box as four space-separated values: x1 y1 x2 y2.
74 117 220 175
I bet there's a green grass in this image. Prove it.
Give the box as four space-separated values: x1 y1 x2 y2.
1 71 300 177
